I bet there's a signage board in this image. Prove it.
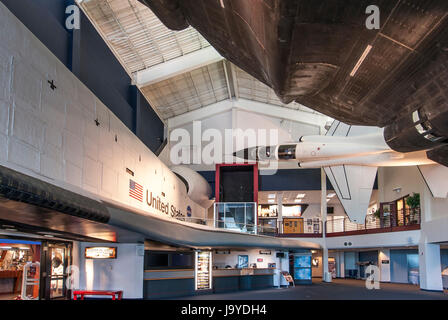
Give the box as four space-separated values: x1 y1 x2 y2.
85 247 117 259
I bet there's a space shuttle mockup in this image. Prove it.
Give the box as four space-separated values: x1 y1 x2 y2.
234 121 448 224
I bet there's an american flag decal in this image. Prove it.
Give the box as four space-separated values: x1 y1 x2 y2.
129 179 143 202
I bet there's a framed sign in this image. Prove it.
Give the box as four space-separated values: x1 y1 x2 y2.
85 247 117 259
259 250 271 255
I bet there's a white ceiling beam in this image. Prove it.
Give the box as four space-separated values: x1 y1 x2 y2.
168 100 233 129
168 98 333 131
234 99 333 131
134 46 224 87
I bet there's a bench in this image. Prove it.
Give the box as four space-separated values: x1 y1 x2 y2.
72 290 123 300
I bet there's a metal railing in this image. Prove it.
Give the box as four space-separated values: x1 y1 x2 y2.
326 208 421 234
175 207 421 237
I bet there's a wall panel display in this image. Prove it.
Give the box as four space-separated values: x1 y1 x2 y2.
195 251 212 290
293 255 312 283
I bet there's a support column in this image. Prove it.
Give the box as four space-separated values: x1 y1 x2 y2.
419 242 443 291
339 251 345 278
321 168 330 282
277 195 283 234
378 249 391 282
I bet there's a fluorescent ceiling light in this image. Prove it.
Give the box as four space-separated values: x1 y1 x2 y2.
268 194 276 199
0 246 12 249
296 193 306 198
327 193 336 198
19 247 30 250
350 45 372 77
268 199 275 203
295 199 302 203
326 199 331 202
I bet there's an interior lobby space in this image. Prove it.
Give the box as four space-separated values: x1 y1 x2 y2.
0 0 448 304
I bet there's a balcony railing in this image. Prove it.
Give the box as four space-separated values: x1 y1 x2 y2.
326 207 421 235
176 207 421 237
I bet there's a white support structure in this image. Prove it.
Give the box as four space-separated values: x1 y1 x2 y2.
167 98 331 130
419 242 443 291
321 168 330 282
134 46 223 86
235 99 331 131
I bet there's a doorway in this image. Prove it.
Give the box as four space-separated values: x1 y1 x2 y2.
40 241 72 300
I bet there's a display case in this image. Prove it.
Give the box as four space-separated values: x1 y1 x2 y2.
195 251 212 290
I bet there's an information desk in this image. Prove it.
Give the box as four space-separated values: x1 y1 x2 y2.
143 268 275 298
213 268 275 293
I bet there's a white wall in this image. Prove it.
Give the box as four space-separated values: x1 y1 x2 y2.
0 3 206 222
76 243 144 299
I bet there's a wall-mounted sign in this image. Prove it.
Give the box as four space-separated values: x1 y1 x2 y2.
85 247 117 259
259 250 272 255
381 260 390 264
215 250 231 254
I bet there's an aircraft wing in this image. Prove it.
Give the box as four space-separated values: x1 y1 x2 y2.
418 164 448 198
326 120 383 137
324 165 377 224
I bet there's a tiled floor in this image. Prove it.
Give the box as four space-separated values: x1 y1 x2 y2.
175 278 448 300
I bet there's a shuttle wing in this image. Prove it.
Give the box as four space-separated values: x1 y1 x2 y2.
324 165 377 224
418 164 448 198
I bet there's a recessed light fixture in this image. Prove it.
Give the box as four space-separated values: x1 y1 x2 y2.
268 194 276 199
296 193 306 198
326 199 331 202
43 234 55 238
350 44 372 77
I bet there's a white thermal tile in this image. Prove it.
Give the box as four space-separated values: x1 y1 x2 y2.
12 105 45 149
40 152 63 181
44 125 63 149
82 156 100 190
77 81 95 114
8 137 39 172
101 164 118 196
83 135 98 162
12 60 42 111
65 103 85 137
0 47 11 102
63 130 83 168
41 81 66 111
0 100 10 135
65 160 82 188
0 133 7 161
55 63 78 101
